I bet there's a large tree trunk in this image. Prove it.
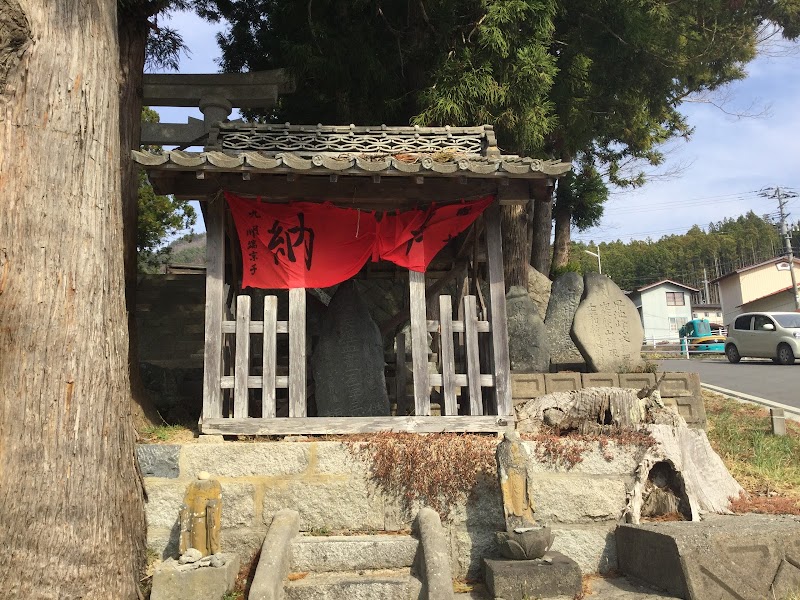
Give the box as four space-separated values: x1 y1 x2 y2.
0 1 146 598
119 10 162 429
500 204 530 290
530 186 554 276
551 194 571 271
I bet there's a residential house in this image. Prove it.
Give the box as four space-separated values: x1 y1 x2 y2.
712 256 800 326
691 303 723 326
628 280 697 343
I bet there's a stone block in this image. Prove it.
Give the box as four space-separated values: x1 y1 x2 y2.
220 482 256 527
148 526 180 560
544 372 581 394
312 441 367 476
484 552 582 600
529 474 627 524
449 522 500 580
524 440 641 475
180 442 310 477
196 434 225 444
220 526 269 565
145 482 186 529
581 373 619 388
291 535 419 572
656 371 699 397
661 395 707 429
261 477 385 531
550 525 618 574
137 444 180 478
511 373 546 400
616 514 800 600
151 554 239 600
618 372 656 390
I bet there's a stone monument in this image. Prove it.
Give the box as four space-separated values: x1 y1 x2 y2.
545 272 585 369
506 286 550 373
311 281 391 416
150 472 239 600
484 432 582 600
571 273 644 372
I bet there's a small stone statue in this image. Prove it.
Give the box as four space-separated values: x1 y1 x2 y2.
495 431 554 560
179 471 222 558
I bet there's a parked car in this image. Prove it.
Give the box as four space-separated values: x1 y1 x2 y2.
724 312 800 365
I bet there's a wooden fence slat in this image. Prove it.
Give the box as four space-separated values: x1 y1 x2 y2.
202 196 225 423
464 295 483 416
202 415 515 435
234 295 251 419
262 296 277 418
485 202 513 416
289 288 306 417
439 295 457 416
395 333 407 415
409 270 431 416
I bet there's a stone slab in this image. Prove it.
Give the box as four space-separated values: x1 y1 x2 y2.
151 554 239 600
551 525 618 575
618 373 656 391
511 373 546 400
656 372 699 398
507 286 550 373
484 552 582 599
290 535 419 572
284 570 416 600
527 265 552 321
180 442 310 477
545 272 585 366
660 396 707 429
137 444 180 478
529 474 628 524
616 514 800 600
582 373 620 388
544 372 581 393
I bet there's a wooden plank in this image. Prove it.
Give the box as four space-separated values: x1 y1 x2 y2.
202 195 225 424
220 375 289 389
409 270 430 416
430 374 493 387
202 415 515 435
395 333 407 415
262 296 278 418
234 295 251 419
438 295 457 416
222 320 289 334
497 179 531 205
427 319 490 333
289 288 306 417
463 295 483 416
485 202 513 416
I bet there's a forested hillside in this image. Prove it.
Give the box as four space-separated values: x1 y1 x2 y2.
569 211 792 297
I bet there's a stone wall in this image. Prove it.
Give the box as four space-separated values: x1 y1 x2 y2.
140 437 647 578
511 371 707 429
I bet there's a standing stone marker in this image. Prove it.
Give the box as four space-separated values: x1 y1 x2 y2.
312 281 390 416
526 266 552 320
571 273 644 372
506 286 550 373
179 471 222 557
545 272 584 368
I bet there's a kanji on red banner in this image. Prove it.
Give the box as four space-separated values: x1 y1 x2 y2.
226 192 494 289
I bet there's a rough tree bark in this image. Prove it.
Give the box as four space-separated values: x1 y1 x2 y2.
0 1 146 597
500 204 530 290
530 184 554 276
551 196 571 271
119 6 162 429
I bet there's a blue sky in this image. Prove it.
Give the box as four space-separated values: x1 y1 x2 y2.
154 11 800 244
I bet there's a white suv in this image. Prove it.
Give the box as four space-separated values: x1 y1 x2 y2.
725 312 800 365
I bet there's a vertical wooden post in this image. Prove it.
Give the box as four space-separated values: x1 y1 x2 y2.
439 295 457 416
234 295 251 418
202 196 225 422
463 295 483 416
262 295 277 418
409 270 431 416
485 202 513 416
289 287 306 417
395 333 407 415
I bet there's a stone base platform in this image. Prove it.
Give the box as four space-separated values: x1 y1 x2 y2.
151 553 239 600
484 551 582 599
616 514 800 600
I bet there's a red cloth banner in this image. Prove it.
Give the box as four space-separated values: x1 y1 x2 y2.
226 192 493 289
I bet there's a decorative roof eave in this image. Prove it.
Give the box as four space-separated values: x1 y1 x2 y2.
132 150 571 180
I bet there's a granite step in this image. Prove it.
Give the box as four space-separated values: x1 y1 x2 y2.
285 569 422 600
290 534 419 573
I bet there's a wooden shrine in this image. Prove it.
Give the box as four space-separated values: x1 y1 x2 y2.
135 78 570 434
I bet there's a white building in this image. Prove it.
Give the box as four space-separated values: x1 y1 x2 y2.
628 280 697 343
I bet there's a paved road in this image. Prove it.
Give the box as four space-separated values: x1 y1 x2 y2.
659 357 800 411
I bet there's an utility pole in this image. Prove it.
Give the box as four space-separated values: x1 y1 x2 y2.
761 187 800 310
703 267 711 305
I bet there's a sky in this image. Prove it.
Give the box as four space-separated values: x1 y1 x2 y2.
153 11 800 244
